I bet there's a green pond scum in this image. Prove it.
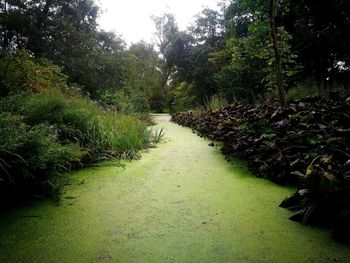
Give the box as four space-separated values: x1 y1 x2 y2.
0 115 349 263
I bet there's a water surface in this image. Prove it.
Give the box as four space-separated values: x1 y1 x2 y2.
0 115 349 262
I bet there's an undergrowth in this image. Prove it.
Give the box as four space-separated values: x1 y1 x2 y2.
0 52 151 203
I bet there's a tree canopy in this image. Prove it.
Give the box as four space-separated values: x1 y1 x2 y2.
1 0 349 110
158 0 350 109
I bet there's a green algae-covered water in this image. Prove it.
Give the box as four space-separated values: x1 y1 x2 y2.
0 115 349 263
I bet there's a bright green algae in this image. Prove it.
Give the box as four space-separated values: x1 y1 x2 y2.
0 114 349 263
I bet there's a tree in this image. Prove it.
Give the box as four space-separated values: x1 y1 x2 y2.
151 13 179 87
189 8 223 47
269 0 286 108
126 41 163 101
0 0 128 98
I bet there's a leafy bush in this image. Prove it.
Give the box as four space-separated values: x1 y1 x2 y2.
170 82 197 113
99 88 150 114
0 51 68 97
0 112 83 197
204 95 228 110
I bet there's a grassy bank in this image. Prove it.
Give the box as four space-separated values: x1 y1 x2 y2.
0 53 151 203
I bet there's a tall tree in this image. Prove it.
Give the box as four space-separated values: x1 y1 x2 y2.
189 8 223 47
126 41 163 98
0 0 128 98
151 13 179 87
269 0 286 108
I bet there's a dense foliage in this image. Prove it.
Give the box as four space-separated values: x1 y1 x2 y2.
152 0 350 111
172 96 350 242
2 0 349 110
0 0 164 111
0 53 151 203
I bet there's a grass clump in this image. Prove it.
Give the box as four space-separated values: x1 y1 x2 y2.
203 95 229 111
149 126 166 143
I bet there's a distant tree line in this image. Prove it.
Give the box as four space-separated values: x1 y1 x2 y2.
153 0 350 110
1 0 349 111
0 0 164 111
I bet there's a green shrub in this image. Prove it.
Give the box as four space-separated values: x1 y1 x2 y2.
0 51 68 97
204 95 229 110
0 113 83 194
170 82 197 113
99 87 150 114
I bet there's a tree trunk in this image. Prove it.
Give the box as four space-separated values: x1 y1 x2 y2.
1 1 8 51
269 0 286 109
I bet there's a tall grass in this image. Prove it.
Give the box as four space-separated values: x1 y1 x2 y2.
149 126 166 143
0 90 151 199
2 89 150 158
204 95 229 110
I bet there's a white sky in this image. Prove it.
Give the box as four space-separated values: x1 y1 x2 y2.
97 0 220 45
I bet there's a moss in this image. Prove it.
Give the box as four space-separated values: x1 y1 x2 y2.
0 115 349 262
